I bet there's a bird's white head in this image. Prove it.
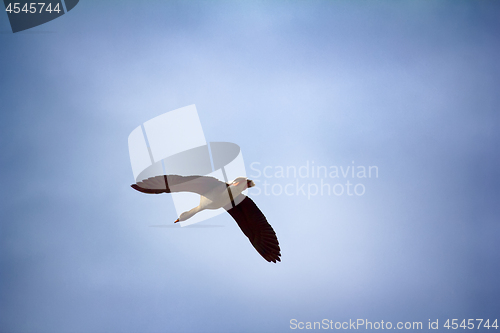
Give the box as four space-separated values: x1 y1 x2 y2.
231 177 255 189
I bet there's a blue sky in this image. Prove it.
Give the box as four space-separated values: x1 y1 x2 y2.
1 1 499 332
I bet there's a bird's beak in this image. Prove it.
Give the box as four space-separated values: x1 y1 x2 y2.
174 219 179 223
247 179 255 188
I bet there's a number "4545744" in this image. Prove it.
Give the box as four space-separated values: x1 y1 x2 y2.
6 3 61 14
444 319 498 330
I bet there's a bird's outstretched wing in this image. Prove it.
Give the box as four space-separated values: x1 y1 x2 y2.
131 175 225 195
226 195 281 263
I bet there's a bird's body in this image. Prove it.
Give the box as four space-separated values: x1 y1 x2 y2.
191 180 231 210
131 175 281 263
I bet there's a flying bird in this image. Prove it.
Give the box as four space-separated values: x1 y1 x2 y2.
131 175 281 263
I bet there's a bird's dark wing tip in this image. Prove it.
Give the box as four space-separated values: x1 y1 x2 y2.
130 183 166 194
268 255 281 263
131 184 143 191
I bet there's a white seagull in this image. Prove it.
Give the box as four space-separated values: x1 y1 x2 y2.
131 175 281 263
